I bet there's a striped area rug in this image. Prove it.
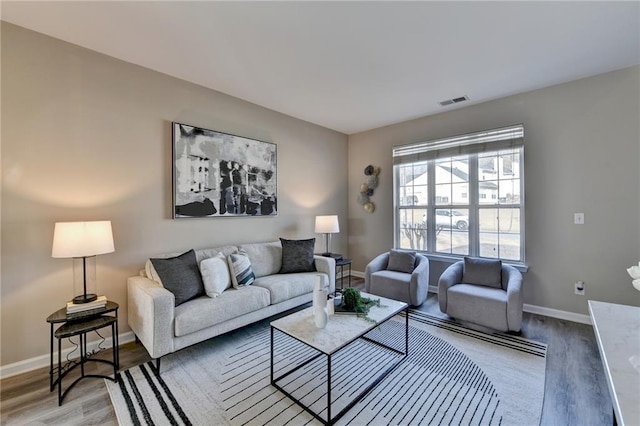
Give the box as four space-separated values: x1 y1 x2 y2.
106 310 546 425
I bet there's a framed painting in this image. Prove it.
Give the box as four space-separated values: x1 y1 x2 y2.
172 122 277 218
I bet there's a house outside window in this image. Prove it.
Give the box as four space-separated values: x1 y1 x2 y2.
393 125 525 263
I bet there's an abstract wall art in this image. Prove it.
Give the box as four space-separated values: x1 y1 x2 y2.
172 122 277 218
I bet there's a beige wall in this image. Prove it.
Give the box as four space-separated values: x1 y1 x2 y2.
1 23 348 367
348 66 640 315
2 21 639 370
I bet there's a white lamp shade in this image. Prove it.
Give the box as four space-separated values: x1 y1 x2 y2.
52 221 115 258
315 215 340 234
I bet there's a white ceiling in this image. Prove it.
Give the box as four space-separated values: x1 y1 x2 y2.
2 1 639 134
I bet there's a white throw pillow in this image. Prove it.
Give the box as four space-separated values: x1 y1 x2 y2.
145 259 164 286
200 254 232 298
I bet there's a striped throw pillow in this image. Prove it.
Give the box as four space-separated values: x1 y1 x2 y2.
227 250 256 288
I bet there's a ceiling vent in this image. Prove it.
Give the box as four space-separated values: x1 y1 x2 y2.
439 95 469 107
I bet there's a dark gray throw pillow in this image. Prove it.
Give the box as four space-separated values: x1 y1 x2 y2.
462 257 502 289
279 238 316 274
150 249 204 306
387 249 416 273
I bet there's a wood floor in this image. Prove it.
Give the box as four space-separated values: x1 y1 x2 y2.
1 278 612 425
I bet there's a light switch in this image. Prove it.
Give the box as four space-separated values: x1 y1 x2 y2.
574 213 585 225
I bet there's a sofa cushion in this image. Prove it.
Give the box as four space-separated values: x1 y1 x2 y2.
174 286 270 337
227 250 256 288
387 249 416 273
150 249 204 306
446 283 509 331
145 259 163 284
252 273 317 304
462 257 502 289
194 245 238 264
370 270 411 303
279 238 316 274
199 254 231 298
239 242 282 278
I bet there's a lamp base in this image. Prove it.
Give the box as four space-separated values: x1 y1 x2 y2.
72 293 98 304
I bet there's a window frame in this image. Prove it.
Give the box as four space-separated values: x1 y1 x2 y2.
393 125 526 267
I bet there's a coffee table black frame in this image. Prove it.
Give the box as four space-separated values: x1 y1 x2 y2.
270 305 409 425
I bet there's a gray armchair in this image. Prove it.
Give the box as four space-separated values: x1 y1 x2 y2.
365 250 429 307
438 258 523 332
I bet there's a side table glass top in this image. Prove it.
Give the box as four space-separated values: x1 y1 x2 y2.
47 301 119 323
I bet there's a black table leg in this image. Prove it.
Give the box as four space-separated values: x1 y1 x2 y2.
270 327 274 383
112 322 117 379
49 323 54 391
57 337 62 405
405 306 409 355
114 311 120 369
327 354 332 424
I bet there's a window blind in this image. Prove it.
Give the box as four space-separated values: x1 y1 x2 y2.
393 124 524 164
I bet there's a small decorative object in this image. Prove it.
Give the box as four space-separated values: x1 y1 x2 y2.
335 287 382 322
314 303 328 328
173 122 277 218
313 275 329 328
366 175 379 189
327 294 335 315
626 262 640 291
359 165 380 213
52 221 115 304
315 215 340 256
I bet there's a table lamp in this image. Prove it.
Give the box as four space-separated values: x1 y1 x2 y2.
315 215 340 257
52 221 115 303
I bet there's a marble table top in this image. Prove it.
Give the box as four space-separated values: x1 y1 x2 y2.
588 300 640 426
271 293 407 355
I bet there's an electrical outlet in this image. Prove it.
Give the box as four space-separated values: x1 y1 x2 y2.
574 281 585 295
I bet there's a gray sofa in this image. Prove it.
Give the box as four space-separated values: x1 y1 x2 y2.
127 241 335 368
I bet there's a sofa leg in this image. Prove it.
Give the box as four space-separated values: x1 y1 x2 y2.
151 357 161 375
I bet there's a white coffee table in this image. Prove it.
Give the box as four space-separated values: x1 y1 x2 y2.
270 293 408 425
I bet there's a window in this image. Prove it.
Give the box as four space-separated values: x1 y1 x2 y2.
394 125 524 262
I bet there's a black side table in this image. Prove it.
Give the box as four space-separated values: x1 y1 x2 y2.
47 301 119 405
335 258 352 291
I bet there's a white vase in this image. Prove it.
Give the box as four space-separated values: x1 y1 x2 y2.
313 274 327 310
313 274 329 328
314 305 328 328
327 295 335 315
313 287 328 312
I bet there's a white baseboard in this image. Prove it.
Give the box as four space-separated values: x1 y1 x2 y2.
0 331 136 380
523 304 591 324
360 271 592 325
351 270 365 279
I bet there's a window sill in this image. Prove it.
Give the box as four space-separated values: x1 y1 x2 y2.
422 253 529 273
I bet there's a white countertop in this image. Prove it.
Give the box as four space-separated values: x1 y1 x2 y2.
271 293 407 355
588 300 640 426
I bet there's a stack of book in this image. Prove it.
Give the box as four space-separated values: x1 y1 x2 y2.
66 295 107 314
